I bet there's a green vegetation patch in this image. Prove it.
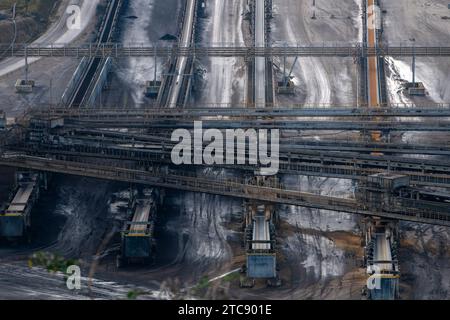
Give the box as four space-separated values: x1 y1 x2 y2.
222 271 240 282
28 251 78 273
0 0 58 20
193 275 210 293
127 289 151 300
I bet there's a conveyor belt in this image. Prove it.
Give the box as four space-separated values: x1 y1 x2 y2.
367 0 379 109
252 216 271 250
374 233 393 272
254 0 266 107
366 0 382 142
129 199 152 233
28 105 450 119
68 0 122 107
12 137 450 188
61 118 450 131
6 182 36 213
166 0 196 107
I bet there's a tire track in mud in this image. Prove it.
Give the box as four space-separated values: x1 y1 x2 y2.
399 223 450 299
197 0 246 105
166 0 245 283
282 3 331 104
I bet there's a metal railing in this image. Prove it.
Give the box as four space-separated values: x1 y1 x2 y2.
0 154 448 226
2 44 450 58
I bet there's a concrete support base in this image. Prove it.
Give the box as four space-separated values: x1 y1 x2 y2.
15 79 35 93
405 82 426 96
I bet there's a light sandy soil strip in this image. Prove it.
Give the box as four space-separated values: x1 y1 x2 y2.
0 0 101 78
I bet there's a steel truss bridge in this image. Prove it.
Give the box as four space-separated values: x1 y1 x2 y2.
21 126 450 156
53 119 450 132
13 139 450 189
3 112 450 226
1 20 450 228
3 44 450 58
24 105 450 132
0 154 448 227
4 106 450 190
27 105 450 118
